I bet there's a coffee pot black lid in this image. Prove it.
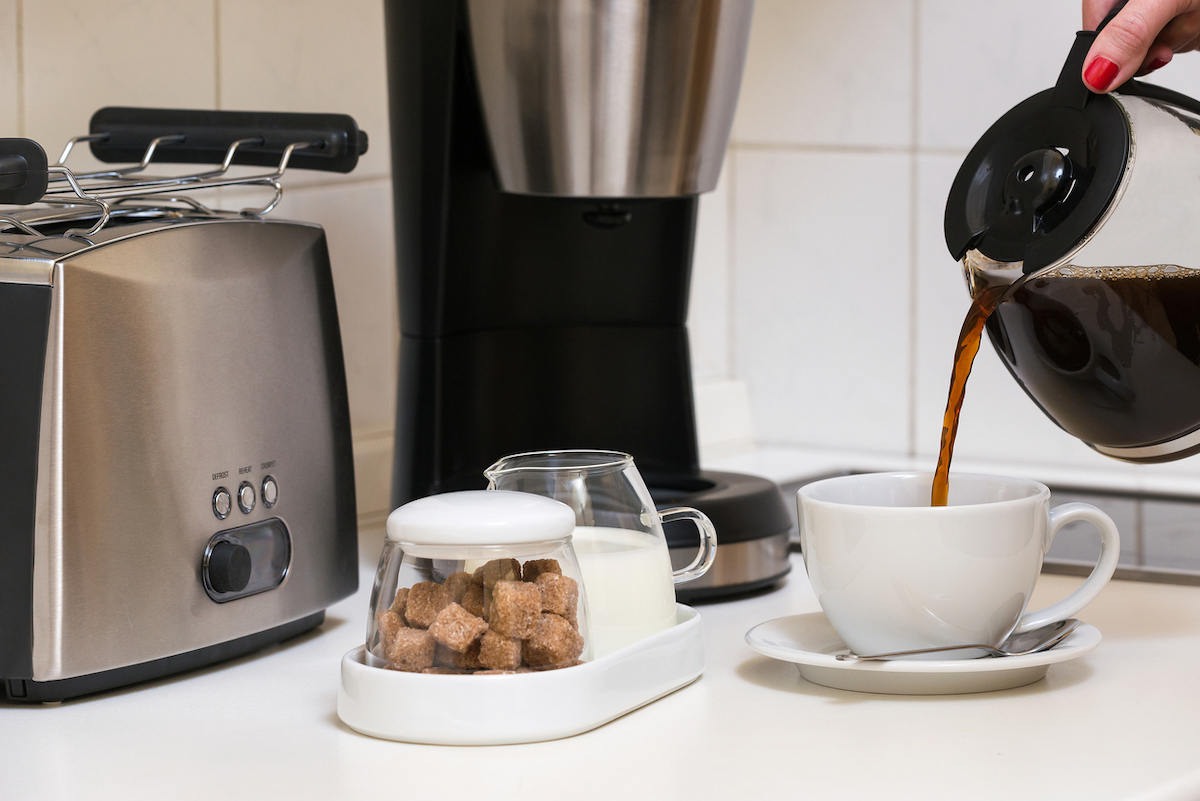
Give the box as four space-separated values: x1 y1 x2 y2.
943 29 1130 273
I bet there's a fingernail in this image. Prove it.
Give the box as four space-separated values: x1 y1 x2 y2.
1147 57 1169 72
1084 56 1120 91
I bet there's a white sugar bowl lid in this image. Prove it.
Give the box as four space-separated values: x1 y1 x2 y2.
386 490 576 546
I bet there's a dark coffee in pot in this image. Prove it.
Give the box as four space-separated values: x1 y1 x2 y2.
985 266 1200 458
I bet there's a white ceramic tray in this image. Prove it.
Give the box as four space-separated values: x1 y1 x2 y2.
338 604 704 745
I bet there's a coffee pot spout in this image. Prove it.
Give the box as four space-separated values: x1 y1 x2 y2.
962 250 1024 298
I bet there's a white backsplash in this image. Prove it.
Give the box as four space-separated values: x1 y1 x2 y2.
8 0 1200 519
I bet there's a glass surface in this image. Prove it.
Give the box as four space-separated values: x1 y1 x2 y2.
486 450 715 657
366 537 590 674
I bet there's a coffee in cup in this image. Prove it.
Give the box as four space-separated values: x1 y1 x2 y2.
797 472 1119 657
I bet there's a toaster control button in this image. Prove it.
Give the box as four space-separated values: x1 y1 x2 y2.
238 481 256 514
207 541 252 594
212 487 232 520
261 476 278 508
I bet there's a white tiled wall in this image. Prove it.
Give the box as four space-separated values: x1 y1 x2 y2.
10 0 1200 519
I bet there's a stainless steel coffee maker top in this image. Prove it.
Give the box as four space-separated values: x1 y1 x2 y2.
466 0 754 197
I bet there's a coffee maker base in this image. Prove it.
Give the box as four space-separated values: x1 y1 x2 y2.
656 470 794 602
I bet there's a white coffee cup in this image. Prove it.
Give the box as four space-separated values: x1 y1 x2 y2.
797 472 1120 657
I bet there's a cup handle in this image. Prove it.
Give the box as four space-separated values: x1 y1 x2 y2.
659 507 718 585
1013 502 1120 635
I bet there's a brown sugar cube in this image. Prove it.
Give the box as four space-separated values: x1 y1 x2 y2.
474 559 520 615
389 587 410 618
523 613 585 670
521 559 562 582
475 669 518 675
444 571 473 602
489 580 542 639
473 558 520 588
385 628 436 672
429 603 489 652
461 582 486 618
435 640 483 670
404 581 454 628
477 630 523 671
534 572 578 621
374 609 406 655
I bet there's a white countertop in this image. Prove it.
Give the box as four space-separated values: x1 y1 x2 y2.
4 520 1200 801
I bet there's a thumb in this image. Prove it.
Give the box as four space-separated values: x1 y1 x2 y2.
1084 0 1181 91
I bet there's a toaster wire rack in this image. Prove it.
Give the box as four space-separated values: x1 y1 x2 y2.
0 106 368 242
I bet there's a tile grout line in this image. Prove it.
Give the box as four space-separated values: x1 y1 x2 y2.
731 140 913 155
214 0 222 109
15 0 24 137
907 0 922 460
726 147 738 399
732 140 968 159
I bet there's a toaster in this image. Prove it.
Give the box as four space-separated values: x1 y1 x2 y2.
0 108 366 702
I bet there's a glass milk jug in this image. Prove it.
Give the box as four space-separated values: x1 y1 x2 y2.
485 450 716 657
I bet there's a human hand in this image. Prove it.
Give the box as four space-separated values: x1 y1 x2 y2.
1082 0 1200 92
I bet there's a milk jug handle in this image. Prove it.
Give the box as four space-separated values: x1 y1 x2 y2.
1013 502 1120 635
659 507 718 585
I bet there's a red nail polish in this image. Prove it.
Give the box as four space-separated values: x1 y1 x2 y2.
1084 57 1120 91
1147 57 1169 72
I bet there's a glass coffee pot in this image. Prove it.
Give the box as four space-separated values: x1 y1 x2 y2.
944 1 1200 462
485 450 717 658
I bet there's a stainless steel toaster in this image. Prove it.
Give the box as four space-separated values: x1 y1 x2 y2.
0 108 366 701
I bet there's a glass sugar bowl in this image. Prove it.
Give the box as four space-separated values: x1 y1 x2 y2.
367 490 590 674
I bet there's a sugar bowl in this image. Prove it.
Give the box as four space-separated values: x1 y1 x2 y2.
366 490 590 673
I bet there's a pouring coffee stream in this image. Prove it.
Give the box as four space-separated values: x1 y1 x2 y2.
931 284 1010 506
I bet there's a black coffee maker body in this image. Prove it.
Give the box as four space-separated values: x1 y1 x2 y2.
383 0 793 598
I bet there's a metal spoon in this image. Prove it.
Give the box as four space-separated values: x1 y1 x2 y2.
834 618 1080 662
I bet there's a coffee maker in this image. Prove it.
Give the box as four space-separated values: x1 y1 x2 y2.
382 0 793 598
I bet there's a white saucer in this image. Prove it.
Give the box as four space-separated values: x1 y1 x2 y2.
338 604 704 745
745 612 1101 695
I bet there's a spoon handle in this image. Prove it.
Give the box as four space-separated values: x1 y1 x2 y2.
834 643 996 661
834 621 1079 662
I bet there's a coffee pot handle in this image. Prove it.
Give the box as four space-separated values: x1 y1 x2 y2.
659 507 718 585
1013 502 1121 635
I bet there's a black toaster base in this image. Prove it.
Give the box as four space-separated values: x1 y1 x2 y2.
2 611 325 704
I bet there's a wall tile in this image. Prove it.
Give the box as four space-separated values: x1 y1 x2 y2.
23 0 216 174
1143 500 1200 572
918 0 1079 151
269 179 397 434
913 154 1103 468
689 164 731 383
733 149 911 451
1046 492 1140 565
218 0 390 187
733 0 914 148
0 0 17 137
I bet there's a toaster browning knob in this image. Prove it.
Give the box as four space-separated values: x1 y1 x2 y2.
208 541 252 594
